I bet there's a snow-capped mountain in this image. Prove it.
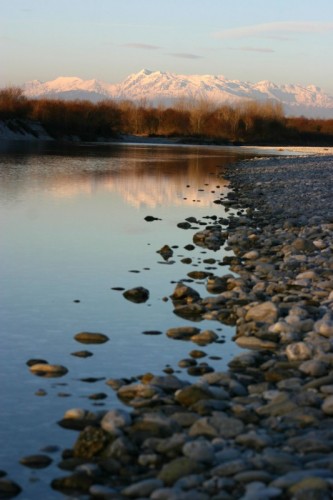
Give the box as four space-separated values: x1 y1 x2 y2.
23 69 333 118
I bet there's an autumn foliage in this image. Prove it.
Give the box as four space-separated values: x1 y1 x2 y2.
0 86 332 144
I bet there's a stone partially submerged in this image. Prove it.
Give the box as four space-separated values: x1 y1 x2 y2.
123 286 150 303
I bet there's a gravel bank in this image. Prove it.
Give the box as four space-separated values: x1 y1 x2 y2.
54 155 333 499
4 154 333 499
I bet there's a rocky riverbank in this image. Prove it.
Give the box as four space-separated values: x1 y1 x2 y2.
2 154 333 499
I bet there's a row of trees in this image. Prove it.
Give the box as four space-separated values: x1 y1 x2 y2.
1 86 332 144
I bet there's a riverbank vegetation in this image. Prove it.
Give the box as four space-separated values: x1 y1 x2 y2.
1 86 333 145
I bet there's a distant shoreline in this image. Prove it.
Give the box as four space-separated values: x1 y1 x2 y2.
1 119 333 156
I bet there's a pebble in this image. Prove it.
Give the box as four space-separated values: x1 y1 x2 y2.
71 350 93 358
166 326 201 340
182 439 215 463
29 363 68 377
123 286 150 303
321 395 333 415
19 454 52 469
0 478 22 497
122 478 164 497
74 332 109 344
157 245 173 261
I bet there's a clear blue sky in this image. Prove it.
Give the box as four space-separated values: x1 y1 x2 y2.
1 0 333 94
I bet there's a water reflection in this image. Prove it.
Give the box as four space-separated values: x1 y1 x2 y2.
0 142 239 208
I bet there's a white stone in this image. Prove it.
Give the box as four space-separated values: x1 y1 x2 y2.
63 408 86 420
243 250 259 260
101 408 132 433
285 342 313 361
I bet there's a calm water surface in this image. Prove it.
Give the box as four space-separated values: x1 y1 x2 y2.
0 141 263 498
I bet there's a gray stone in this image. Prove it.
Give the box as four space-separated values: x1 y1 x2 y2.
150 375 187 392
122 478 164 497
211 458 249 476
182 439 215 464
271 469 333 489
245 301 278 323
158 457 204 485
89 484 118 497
174 473 205 490
299 360 328 377
233 470 273 484
242 482 282 500
235 430 273 450
189 413 244 439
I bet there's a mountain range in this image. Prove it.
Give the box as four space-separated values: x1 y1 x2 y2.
23 69 333 118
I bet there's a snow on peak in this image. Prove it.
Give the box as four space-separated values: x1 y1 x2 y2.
22 70 333 118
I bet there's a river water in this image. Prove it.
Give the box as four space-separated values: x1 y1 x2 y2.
0 141 268 498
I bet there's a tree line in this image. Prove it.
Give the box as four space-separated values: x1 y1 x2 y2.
0 86 332 145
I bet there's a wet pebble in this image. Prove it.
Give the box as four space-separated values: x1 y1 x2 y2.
71 350 93 358
19 454 52 469
123 287 150 303
74 332 109 344
29 363 68 377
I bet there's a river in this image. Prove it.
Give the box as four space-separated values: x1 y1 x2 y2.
0 141 270 498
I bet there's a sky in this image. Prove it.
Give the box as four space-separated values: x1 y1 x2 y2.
1 0 333 94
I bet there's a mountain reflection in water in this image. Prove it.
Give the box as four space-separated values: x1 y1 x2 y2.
0 142 232 208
